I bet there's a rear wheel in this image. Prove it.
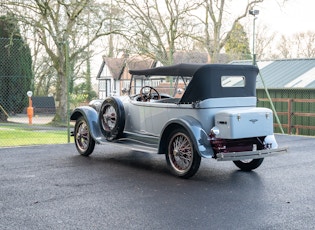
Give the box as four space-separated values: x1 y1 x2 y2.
233 158 264 171
166 128 201 178
74 116 95 156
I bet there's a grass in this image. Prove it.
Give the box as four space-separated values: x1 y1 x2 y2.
0 124 73 147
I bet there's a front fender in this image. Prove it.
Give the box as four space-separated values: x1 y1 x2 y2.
158 116 214 158
70 106 106 143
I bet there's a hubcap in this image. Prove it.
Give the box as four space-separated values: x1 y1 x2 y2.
102 105 117 131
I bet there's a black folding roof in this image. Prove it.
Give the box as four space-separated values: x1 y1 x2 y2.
129 63 259 103
129 63 203 77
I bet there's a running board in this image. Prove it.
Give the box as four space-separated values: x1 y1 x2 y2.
96 138 158 154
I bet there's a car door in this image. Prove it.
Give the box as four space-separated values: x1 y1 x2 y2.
125 100 153 135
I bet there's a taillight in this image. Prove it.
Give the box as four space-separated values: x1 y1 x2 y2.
210 126 220 138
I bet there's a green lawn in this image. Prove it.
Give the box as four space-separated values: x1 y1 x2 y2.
0 124 73 147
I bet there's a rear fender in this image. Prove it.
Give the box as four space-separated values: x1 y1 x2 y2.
70 106 106 143
158 116 214 158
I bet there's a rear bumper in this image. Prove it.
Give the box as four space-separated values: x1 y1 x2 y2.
216 147 288 161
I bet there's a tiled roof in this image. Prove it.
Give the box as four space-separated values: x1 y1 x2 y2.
173 51 208 64
103 57 125 80
97 56 156 80
126 56 156 71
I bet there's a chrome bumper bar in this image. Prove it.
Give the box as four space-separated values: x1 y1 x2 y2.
216 147 288 161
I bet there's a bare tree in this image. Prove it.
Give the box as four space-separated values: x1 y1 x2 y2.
255 24 277 60
294 31 315 58
274 31 315 59
192 0 265 63
276 35 293 59
3 0 120 123
117 0 201 65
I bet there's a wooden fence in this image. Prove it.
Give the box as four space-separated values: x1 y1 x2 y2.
259 98 315 135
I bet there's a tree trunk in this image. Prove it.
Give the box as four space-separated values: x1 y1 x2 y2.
53 72 68 124
53 51 68 124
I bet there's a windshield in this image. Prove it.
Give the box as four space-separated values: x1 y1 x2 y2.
128 75 190 98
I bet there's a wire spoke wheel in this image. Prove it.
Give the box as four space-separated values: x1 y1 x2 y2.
98 97 125 141
170 134 193 170
101 105 117 132
74 117 95 156
76 121 89 150
166 128 201 178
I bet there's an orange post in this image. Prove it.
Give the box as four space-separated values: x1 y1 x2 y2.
27 96 33 125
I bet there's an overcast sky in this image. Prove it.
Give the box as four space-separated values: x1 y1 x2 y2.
257 0 314 35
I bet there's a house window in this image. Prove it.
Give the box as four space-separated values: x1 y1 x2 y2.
98 79 111 99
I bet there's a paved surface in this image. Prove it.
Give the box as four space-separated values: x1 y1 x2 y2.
7 114 54 125
0 135 314 230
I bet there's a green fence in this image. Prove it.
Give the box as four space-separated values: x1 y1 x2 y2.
257 88 315 136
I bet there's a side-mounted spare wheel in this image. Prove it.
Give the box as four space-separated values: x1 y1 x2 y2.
74 116 95 156
166 128 201 178
99 97 125 141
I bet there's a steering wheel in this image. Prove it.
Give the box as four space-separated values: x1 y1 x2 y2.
140 86 161 102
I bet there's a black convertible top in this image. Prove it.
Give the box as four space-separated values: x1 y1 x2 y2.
129 63 203 77
129 63 259 103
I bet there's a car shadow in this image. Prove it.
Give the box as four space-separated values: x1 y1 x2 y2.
70 146 265 187
70 149 170 177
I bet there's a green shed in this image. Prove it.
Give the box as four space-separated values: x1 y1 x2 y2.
232 59 315 136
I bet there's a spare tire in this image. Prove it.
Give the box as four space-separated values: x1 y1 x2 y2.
98 97 125 141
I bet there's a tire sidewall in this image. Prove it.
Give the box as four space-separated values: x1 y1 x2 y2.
74 116 95 156
166 128 201 178
233 158 264 171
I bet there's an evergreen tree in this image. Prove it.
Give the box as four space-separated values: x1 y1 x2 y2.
0 15 33 121
225 22 252 61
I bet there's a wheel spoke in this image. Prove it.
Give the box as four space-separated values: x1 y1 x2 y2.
170 133 193 171
76 122 90 151
166 129 201 178
102 105 117 130
74 117 96 156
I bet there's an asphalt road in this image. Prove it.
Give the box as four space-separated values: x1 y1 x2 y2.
0 134 314 230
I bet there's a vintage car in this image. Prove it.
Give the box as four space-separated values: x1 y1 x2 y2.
70 63 287 178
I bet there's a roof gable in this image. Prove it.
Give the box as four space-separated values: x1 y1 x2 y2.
103 57 125 80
